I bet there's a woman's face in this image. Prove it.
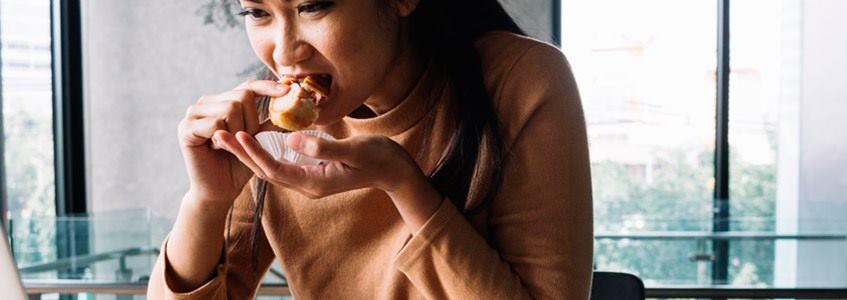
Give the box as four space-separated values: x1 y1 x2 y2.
239 0 405 125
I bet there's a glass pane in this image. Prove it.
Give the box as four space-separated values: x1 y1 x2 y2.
728 0 783 286
730 0 847 288
562 0 718 284
1 1 55 218
8 210 162 282
1 0 56 273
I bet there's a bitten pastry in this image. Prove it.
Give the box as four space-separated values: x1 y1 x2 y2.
269 75 330 131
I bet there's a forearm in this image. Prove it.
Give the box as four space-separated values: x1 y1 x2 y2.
165 192 231 291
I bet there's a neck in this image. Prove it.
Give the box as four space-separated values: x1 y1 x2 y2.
362 28 424 116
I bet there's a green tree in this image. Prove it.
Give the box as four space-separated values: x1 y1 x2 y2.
3 101 57 269
594 141 777 285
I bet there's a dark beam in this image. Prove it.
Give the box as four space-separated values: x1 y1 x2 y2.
51 0 86 216
712 0 731 286
50 0 89 287
552 0 561 46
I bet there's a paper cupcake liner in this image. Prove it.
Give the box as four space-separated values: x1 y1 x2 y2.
254 130 336 166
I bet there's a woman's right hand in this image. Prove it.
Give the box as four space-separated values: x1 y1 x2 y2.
177 80 290 207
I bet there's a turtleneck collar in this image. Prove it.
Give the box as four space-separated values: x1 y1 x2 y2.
329 60 448 137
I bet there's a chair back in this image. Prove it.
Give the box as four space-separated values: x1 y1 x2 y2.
590 271 645 300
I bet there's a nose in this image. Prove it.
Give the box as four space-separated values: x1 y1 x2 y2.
273 24 313 69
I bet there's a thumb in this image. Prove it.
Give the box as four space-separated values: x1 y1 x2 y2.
287 132 348 160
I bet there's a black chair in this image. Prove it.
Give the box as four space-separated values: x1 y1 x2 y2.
590 271 645 300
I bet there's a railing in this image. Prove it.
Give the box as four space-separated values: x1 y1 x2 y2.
596 232 847 240
22 279 847 299
593 231 847 298
7 212 847 299
23 281 291 299
15 245 291 299
18 246 158 275
595 231 847 272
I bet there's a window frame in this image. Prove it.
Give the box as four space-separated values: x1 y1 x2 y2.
0 1 87 220
555 0 735 285
51 0 86 217
712 0 731 285
50 0 90 280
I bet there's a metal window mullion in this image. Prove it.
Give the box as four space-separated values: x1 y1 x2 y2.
713 0 731 286
50 0 88 284
51 0 86 216
552 0 562 46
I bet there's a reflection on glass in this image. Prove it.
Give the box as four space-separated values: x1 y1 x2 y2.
562 0 717 284
727 0 786 286
1 0 56 269
8 210 164 282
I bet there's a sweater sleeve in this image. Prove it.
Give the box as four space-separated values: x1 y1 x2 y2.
393 42 594 299
146 179 277 299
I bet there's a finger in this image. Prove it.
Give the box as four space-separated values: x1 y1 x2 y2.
186 102 246 133
235 80 290 97
234 81 289 134
287 133 349 161
236 131 306 184
214 130 268 179
180 117 226 147
197 90 268 135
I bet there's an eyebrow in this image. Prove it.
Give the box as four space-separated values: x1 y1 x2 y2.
242 0 263 3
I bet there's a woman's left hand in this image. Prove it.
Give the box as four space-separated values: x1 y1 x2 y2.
213 130 423 198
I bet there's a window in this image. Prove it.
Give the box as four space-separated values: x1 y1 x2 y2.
562 0 719 284
563 0 847 290
727 0 783 285
1 0 55 221
1 0 57 269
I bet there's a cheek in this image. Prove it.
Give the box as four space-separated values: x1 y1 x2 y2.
247 29 275 74
321 19 398 113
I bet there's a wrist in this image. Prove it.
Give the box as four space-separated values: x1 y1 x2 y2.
378 155 426 193
181 190 233 220
382 166 444 233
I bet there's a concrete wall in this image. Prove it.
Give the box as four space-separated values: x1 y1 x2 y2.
795 0 847 286
82 0 256 286
775 0 847 287
83 0 255 220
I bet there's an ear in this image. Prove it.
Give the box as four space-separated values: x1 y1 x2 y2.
393 0 420 17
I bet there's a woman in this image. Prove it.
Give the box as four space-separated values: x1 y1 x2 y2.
148 0 593 298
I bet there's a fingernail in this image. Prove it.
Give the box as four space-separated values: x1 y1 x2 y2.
287 133 303 150
212 136 225 150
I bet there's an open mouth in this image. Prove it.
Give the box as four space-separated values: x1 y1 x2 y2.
282 74 332 106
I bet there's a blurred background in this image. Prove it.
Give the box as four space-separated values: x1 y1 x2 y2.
2 0 845 299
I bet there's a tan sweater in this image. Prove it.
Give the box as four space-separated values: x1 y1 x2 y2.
148 31 593 299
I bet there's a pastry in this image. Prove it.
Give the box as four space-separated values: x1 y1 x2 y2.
269 75 330 131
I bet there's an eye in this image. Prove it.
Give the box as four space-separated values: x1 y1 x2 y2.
237 8 270 20
297 1 334 15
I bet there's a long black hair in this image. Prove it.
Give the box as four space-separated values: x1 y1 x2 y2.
409 0 523 213
237 0 525 270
